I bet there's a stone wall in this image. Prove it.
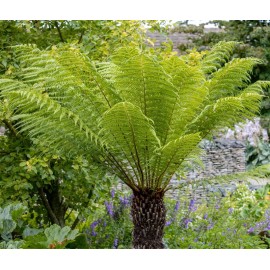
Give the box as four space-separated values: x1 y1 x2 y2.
185 138 246 180
147 31 197 52
146 28 223 54
167 138 247 201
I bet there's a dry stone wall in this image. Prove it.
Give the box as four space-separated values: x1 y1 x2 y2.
167 139 247 201
146 28 222 54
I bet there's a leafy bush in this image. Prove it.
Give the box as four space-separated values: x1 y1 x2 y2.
0 202 79 249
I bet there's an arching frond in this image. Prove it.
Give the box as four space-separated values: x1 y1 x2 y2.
99 102 160 188
0 80 104 157
111 47 178 144
201 41 238 74
154 133 202 189
161 55 207 141
186 92 262 137
206 58 263 102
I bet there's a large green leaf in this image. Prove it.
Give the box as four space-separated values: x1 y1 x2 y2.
22 224 79 249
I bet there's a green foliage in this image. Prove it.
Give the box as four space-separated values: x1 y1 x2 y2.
0 202 79 249
246 140 270 169
22 224 79 249
0 203 27 241
85 190 133 249
2 186 269 249
67 185 270 249
0 20 168 75
0 42 268 193
176 20 270 128
65 233 89 249
164 184 270 249
0 132 110 227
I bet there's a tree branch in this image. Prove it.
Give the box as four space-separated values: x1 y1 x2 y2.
38 187 60 225
54 21 65 43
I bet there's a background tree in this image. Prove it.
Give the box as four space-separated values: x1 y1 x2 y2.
0 20 168 75
1 41 268 248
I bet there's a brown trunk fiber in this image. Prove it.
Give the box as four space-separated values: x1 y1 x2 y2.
131 189 166 249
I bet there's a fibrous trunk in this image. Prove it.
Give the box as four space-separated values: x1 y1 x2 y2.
131 189 166 249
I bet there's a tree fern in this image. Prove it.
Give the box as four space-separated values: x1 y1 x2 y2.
1 42 269 248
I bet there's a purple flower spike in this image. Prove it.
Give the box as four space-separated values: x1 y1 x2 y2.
247 227 254 234
183 218 192 229
174 201 180 212
91 231 97 237
90 220 100 237
203 213 208 220
110 189 115 198
189 199 197 212
90 220 99 229
113 238 118 249
228 208 234 214
119 196 130 207
207 222 214 230
105 201 114 217
215 204 220 210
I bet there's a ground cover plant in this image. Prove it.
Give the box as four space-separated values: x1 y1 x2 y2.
1 183 269 249
1 41 270 248
61 183 270 249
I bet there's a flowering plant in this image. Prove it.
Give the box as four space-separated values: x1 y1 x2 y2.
82 184 270 249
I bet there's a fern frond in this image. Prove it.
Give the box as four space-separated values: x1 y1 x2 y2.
51 48 122 107
111 47 178 145
241 80 270 94
155 133 201 189
206 58 263 101
201 41 238 74
99 102 160 188
0 82 105 156
186 92 262 137
161 55 207 141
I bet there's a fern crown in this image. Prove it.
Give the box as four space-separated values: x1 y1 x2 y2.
0 41 269 192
